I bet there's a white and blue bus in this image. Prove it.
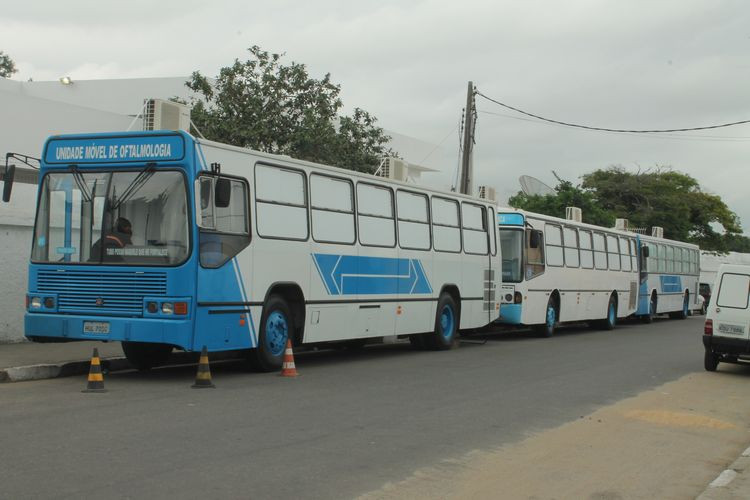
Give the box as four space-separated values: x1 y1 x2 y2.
636 232 700 321
496 209 640 335
11 131 501 370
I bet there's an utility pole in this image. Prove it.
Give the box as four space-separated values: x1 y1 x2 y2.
458 81 475 195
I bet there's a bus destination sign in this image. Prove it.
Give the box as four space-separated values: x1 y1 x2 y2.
44 135 185 164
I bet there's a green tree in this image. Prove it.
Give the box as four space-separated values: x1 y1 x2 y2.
508 166 749 252
186 45 395 173
582 167 742 251
0 51 17 78
508 179 615 227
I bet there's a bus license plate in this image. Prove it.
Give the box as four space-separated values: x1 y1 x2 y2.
83 321 110 334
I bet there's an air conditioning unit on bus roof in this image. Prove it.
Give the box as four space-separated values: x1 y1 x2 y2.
478 185 496 202
652 226 664 238
143 99 191 132
375 158 438 184
565 206 582 222
615 218 629 231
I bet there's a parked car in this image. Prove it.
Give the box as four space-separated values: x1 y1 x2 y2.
703 264 750 371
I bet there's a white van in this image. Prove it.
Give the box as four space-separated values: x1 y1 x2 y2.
703 264 750 371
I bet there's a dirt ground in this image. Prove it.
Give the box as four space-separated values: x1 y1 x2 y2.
360 367 750 500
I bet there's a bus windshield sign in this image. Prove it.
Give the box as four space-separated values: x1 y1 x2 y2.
497 213 525 226
44 135 185 164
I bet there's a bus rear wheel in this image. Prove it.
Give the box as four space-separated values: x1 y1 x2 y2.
121 342 173 371
601 295 617 330
248 295 292 372
670 292 689 320
425 293 459 350
534 298 557 337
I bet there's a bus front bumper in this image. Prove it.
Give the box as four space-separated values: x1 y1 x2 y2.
496 303 523 325
25 313 193 351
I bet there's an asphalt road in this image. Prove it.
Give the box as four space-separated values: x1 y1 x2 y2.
0 316 709 499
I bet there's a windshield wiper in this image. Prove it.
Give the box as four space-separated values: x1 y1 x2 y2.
70 166 92 203
112 163 156 210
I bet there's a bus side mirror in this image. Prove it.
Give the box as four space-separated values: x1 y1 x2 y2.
215 177 231 208
529 231 540 249
642 246 650 258
2 164 15 203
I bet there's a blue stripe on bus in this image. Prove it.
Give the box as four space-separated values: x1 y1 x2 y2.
312 254 432 296
659 275 683 293
497 213 525 226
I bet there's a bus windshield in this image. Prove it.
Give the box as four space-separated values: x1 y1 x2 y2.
31 170 189 265
500 228 523 282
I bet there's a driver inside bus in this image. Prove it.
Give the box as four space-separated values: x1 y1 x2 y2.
90 217 133 262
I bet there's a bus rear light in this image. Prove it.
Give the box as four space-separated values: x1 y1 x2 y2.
514 292 523 304
174 302 188 315
704 319 713 335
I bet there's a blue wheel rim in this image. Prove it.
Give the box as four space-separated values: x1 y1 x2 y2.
546 306 555 328
440 305 455 340
609 303 615 324
265 311 288 357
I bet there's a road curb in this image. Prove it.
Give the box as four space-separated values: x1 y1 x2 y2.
697 446 750 500
0 350 243 383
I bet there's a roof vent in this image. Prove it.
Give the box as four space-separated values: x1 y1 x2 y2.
478 185 496 202
651 226 664 238
615 218 629 231
143 99 191 132
565 206 582 222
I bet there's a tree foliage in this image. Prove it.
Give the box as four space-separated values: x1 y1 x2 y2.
508 166 749 252
186 45 395 173
0 51 17 78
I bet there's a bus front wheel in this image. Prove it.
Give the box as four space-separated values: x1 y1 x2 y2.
249 295 292 372
534 298 557 337
121 342 173 371
425 293 459 350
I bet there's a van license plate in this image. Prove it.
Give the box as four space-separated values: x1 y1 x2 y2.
718 323 744 335
83 321 110 334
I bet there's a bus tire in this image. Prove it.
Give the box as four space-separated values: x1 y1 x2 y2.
674 292 689 320
121 342 173 371
601 295 617 330
534 298 557 337
641 295 657 323
426 293 459 350
249 295 292 372
704 349 719 372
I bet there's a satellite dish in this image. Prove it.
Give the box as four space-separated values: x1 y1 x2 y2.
519 175 555 196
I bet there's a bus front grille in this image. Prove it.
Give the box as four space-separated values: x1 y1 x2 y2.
37 270 168 316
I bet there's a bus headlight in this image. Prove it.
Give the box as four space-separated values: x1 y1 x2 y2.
514 292 523 304
161 302 174 315
29 296 42 309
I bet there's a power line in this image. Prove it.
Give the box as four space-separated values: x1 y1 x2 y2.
475 90 750 134
477 109 750 143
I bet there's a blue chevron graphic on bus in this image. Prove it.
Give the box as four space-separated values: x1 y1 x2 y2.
659 275 682 293
312 254 432 295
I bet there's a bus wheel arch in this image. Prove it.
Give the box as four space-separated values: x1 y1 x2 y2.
671 290 690 320
642 291 657 323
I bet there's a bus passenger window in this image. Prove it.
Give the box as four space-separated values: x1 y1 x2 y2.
525 229 545 279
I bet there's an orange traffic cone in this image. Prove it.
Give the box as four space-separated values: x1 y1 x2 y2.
82 347 107 393
191 346 215 389
280 339 299 377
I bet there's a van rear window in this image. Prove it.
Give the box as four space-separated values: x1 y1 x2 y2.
716 273 750 309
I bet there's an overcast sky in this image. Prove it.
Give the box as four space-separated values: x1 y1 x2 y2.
3 0 750 230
